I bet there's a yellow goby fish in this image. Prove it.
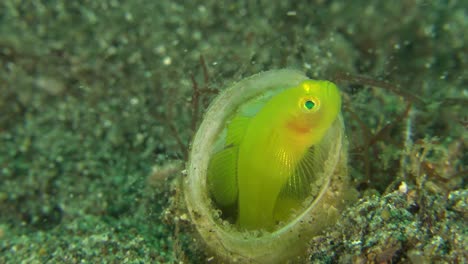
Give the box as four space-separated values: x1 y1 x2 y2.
208 79 341 230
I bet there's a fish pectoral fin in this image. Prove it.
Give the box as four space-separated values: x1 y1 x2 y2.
280 146 319 198
274 145 327 220
207 146 239 207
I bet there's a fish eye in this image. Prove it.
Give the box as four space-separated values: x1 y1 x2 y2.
299 97 319 112
304 100 315 110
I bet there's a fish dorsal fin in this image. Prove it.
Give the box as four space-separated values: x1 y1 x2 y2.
225 115 250 146
237 88 278 117
207 145 239 207
207 111 253 208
